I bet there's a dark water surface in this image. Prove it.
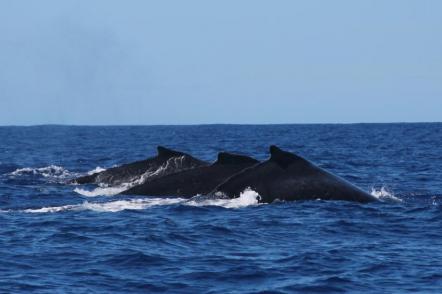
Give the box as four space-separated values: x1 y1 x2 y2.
0 124 441 293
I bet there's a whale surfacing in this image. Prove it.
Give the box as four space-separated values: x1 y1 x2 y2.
122 152 259 197
72 144 378 204
211 146 377 203
72 146 208 186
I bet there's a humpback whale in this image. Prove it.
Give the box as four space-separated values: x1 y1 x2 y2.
211 146 377 203
122 152 259 197
72 146 208 186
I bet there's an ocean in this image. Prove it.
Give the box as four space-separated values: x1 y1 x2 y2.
0 124 441 293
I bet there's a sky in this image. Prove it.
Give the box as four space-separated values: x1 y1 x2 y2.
0 0 441 125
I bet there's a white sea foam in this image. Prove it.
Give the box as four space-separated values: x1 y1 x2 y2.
74 186 128 197
23 188 261 213
15 186 407 214
23 198 185 213
23 205 77 213
370 187 402 203
9 165 73 179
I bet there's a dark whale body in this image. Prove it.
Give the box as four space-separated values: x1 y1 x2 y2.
72 146 208 186
122 152 259 197
212 146 377 203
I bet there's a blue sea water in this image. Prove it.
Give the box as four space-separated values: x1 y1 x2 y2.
0 124 441 293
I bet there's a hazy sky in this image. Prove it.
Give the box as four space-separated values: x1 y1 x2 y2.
0 1 441 125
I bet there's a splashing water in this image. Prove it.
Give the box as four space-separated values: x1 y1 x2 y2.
370 186 402 203
187 188 261 208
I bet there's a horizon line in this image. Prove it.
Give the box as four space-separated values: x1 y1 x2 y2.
0 121 441 127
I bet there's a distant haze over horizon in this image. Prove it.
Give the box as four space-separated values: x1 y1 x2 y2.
1 1 441 125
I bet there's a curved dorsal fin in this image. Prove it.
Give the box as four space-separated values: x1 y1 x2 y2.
269 145 308 168
157 146 183 158
215 152 259 165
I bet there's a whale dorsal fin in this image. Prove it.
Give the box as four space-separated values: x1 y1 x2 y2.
157 146 183 158
269 145 309 168
215 152 259 165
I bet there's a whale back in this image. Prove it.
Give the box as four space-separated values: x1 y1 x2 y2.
212 146 377 203
157 146 185 158
123 152 259 197
215 152 260 165
73 146 208 186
